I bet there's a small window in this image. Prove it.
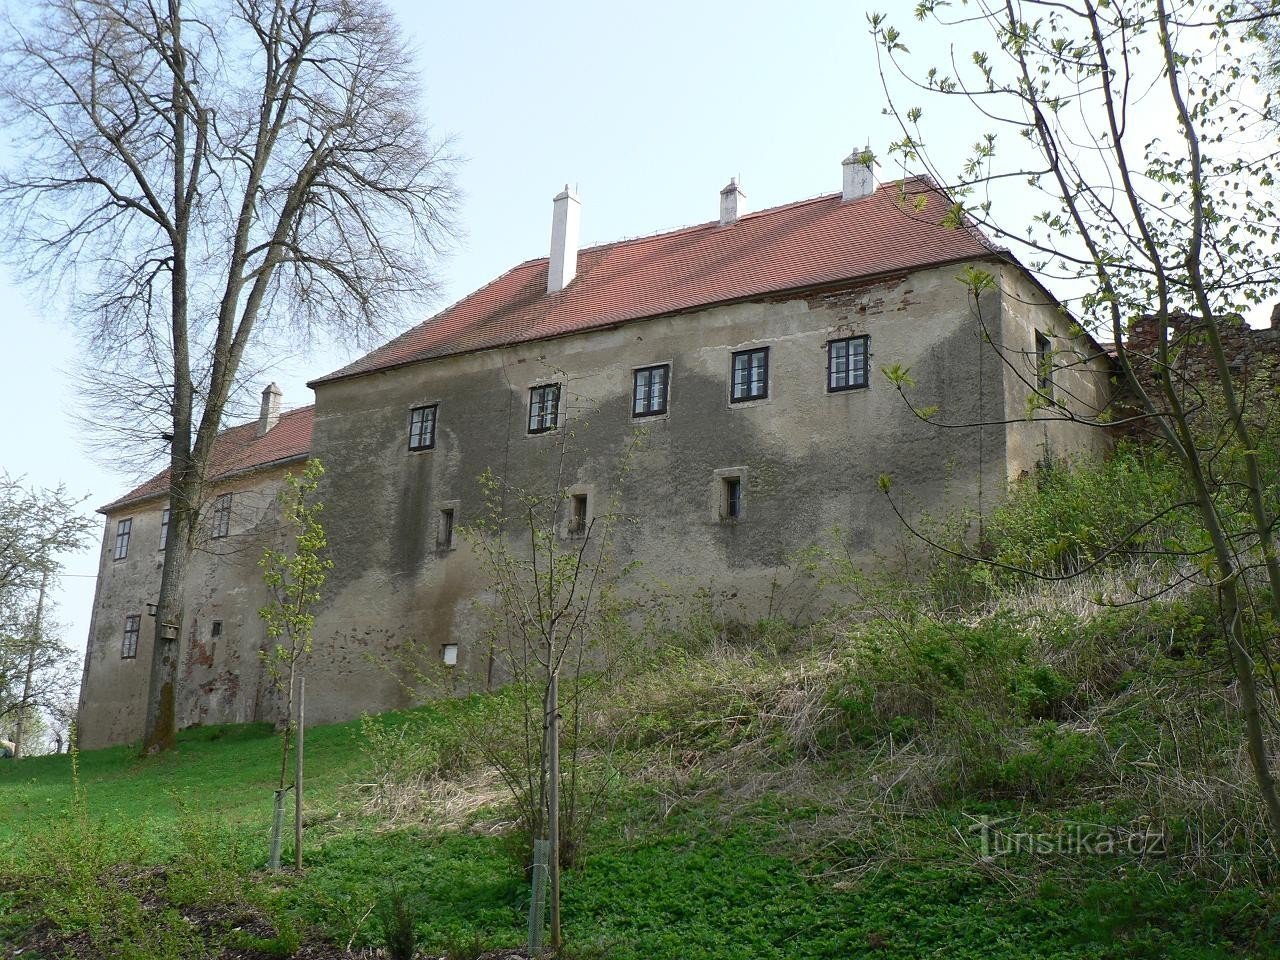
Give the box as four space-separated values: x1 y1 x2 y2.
528 383 561 434
210 620 222 639
721 476 742 521
408 404 437 451
731 348 769 402
827 336 869 392
211 494 232 539
442 643 459 667
159 508 171 551
113 518 132 561
438 507 456 550
568 493 588 537
122 614 140 659
632 364 670 417
1035 331 1054 398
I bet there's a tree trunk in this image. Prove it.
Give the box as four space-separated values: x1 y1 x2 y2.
13 569 48 758
546 668 562 951
294 676 304 871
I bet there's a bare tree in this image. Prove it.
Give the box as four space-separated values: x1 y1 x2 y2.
870 0 1280 842
0 0 457 752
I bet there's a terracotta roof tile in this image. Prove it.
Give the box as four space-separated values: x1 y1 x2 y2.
100 405 314 514
312 177 998 386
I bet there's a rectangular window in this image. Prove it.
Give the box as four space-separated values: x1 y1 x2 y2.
1035 331 1054 398
568 494 588 536
211 620 222 639
159 508 171 551
442 643 459 667
212 494 232 539
113 518 132 561
438 507 456 550
731 348 769 402
122 614 140 659
528 383 561 434
827 336 869 392
722 476 742 521
408 404 437 451
632 364 670 417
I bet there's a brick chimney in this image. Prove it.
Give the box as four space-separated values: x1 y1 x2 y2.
842 144 875 201
548 185 581 294
719 177 746 226
258 382 282 436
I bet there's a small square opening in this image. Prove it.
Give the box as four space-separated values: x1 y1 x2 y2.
442 643 458 667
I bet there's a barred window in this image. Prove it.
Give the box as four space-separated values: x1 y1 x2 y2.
122 614 140 659
113 518 132 561
408 404 437 451
730 348 768 402
632 364 670 417
528 384 561 434
827 336 869 392
159 508 170 551
212 494 232 539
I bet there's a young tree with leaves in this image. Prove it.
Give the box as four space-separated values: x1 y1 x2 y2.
0 0 457 753
259 458 330 869
870 0 1280 843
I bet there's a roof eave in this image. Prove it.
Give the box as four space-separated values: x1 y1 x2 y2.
97 451 312 515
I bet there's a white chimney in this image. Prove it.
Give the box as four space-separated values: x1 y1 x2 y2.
258 382 282 436
548 184 581 294
719 177 746 226
842 144 876 201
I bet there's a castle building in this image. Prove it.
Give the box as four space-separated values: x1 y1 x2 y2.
77 156 1113 748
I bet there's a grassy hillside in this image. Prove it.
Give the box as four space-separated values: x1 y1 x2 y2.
2 588 1277 959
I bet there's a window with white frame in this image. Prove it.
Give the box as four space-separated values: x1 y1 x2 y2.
730 348 768 402
528 383 561 434
113 518 132 561
408 404 437 451
827 336 869 392
122 614 140 659
211 494 232 539
632 364 670 417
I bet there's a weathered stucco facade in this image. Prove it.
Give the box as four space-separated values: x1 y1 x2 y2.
77 171 1114 746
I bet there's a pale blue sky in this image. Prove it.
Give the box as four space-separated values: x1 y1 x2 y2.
0 1 1262 664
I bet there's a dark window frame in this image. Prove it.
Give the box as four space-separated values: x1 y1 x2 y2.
730 348 769 403
1035 330 1054 398
528 383 562 434
438 506 456 551
632 363 671 418
722 476 743 521
113 518 132 561
827 335 870 392
408 404 438 451
211 493 232 539
122 614 140 659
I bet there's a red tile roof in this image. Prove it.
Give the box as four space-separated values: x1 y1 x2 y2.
100 405 314 514
312 177 998 386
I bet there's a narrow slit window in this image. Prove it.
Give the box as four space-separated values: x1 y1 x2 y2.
632 364 670 417
568 494 588 536
730 348 769 402
528 384 561 434
827 336 869 392
122 614 140 659
438 507 456 550
113 518 132 561
1035 331 1054 398
210 620 222 639
159 508 171 551
722 476 742 521
408 404 437 451
211 494 232 539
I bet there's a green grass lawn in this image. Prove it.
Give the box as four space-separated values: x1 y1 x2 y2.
2 702 1277 959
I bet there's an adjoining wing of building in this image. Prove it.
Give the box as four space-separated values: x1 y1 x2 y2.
77 157 1115 749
